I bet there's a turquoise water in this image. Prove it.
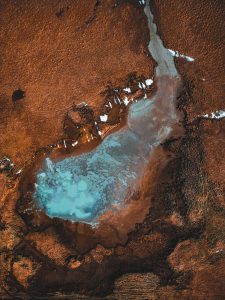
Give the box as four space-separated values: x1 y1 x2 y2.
34 0 181 225
35 95 175 224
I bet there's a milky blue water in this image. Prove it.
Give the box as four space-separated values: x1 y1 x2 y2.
34 0 181 225
35 94 175 224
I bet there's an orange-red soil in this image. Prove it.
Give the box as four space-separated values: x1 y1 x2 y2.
0 0 225 299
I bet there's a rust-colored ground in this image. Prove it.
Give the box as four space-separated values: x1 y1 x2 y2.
152 0 225 119
0 0 153 168
0 0 225 299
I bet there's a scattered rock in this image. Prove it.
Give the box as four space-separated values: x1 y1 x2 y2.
0 157 14 173
168 239 207 272
67 257 82 269
0 226 21 251
25 228 75 266
12 256 41 288
90 244 113 264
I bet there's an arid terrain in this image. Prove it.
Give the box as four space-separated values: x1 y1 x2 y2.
0 0 224 299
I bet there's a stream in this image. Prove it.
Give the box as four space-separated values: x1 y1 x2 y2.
34 0 182 225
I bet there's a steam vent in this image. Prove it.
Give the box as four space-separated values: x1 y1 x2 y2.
0 0 224 299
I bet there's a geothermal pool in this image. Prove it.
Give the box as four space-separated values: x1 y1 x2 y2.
34 0 181 225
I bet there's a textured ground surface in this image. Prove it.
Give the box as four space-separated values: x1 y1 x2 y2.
0 0 225 299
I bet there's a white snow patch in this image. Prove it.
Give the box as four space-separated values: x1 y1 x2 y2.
168 49 195 62
203 110 225 119
123 87 131 93
138 82 147 89
114 96 118 104
100 114 108 122
123 97 129 106
77 101 88 107
117 96 121 104
185 56 195 62
215 249 223 254
16 169 22 175
145 78 153 86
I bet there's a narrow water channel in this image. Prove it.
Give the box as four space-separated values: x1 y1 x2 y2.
34 0 182 225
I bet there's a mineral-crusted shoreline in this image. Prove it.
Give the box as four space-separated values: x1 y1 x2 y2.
0 0 225 299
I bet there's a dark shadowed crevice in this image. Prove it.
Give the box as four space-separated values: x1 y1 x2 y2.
12 89 25 102
76 0 101 31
